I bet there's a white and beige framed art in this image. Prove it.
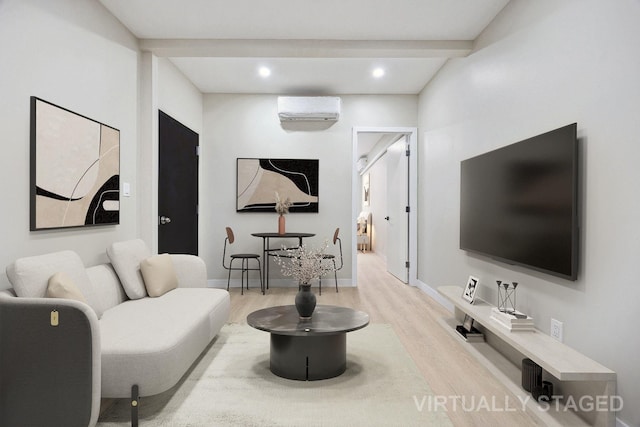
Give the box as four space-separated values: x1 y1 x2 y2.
30 97 120 230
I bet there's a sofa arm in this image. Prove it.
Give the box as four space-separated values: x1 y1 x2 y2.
0 295 101 427
170 254 208 288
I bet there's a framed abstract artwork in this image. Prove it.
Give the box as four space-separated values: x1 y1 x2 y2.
236 158 319 213
30 97 120 230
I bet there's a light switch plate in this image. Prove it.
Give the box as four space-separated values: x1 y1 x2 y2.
123 182 130 197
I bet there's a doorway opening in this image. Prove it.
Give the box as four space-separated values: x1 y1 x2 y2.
352 127 417 287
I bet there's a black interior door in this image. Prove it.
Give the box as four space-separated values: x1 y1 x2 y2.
158 110 199 255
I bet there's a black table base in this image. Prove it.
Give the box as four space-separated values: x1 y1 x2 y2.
270 333 346 380
247 305 369 381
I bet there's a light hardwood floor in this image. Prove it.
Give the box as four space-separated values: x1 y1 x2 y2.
230 252 543 427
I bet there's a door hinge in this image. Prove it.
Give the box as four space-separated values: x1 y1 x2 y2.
405 206 410 213
196 146 200 156
405 261 410 268
405 149 410 157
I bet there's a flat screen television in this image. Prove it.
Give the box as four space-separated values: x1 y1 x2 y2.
460 123 579 280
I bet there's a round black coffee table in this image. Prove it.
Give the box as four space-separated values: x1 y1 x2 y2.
247 305 369 380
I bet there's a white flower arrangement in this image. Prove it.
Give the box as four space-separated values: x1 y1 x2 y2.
274 192 292 215
275 241 336 285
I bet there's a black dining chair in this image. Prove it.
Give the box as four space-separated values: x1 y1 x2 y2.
223 227 263 295
319 228 343 295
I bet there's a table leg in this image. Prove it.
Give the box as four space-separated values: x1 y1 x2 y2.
269 333 347 380
265 237 270 290
262 237 267 293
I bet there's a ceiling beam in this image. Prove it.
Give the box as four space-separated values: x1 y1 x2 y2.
139 39 473 58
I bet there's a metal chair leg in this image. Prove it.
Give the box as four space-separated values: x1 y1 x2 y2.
333 259 338 292
131 384 139 427
257 258 264 294
241 258 245 295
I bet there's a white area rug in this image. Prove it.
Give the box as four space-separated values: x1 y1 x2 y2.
98 323 452 426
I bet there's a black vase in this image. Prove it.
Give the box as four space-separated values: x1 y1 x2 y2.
295 283 316 319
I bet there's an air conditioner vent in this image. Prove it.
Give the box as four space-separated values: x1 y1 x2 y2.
277 96 341 121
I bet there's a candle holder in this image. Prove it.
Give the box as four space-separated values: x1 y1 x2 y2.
496 280 518 314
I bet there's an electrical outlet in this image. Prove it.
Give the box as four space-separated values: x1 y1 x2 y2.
550 318 563 342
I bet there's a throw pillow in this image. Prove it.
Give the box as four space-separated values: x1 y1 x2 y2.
106 239 152 300
46 271 88 304
139 253 178 297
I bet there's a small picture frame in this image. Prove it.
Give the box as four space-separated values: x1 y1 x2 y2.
463 314 474 332
462 276 479 304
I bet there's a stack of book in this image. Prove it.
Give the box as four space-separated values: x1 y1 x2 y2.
455 325 485 342
490 307 535 332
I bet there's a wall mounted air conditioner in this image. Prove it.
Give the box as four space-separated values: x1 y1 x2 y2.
277 96 341 121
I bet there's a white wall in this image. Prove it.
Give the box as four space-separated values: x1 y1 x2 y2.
366 159 387 256
0 0 139 288
158 58 204 136
201 94 417 285
417 0 640 424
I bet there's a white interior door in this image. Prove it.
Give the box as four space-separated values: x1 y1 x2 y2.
385 137 409 283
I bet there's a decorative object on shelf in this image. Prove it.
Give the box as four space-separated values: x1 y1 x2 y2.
236 158 319 213
463 314 474 332
275 192 292 235
30 97 120 230
522 358 542 392
455 315 484 342
462 276 479 304
490 307 535 332
275 241 337 319
532 380 554 402
496 280 519 313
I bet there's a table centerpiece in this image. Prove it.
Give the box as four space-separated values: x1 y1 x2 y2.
275 241 336 319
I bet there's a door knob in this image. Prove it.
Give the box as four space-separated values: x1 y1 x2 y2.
385 216 390 221
159 216 172 225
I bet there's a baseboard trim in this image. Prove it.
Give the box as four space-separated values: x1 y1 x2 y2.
616 415 631 427
414 279 454 313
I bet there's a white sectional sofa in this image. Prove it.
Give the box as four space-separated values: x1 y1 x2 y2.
0 239 230 427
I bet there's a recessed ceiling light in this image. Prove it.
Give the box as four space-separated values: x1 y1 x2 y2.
372 68 385 78
258 66 271 78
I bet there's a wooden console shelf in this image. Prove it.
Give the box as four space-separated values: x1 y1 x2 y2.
437 285 616 427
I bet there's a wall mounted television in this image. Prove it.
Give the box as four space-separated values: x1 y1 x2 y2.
460 123 579 280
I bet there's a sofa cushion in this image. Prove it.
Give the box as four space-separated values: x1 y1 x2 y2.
140 254 178 297
46 272 87 304
106 239 151 300
99 288 230 397
85 264 128 314
7 251 86 298
169 254 208 288
6 250 104 317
